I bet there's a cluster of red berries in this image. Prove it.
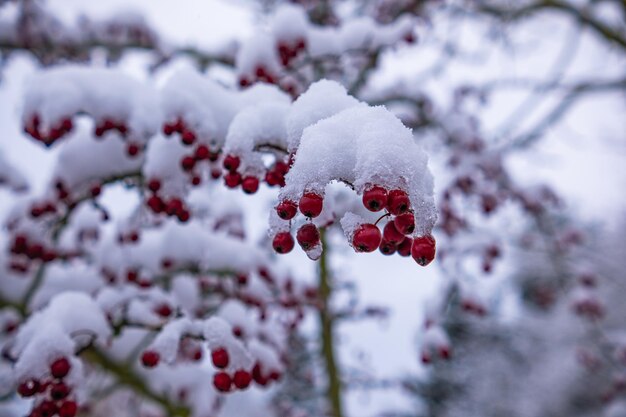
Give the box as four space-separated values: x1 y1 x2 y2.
24 114 73 147
238 65 279 88
272 187 436 266
9 234 58 269
144 179 191 222
18 357 78 417
277 38 306 66
220 154 258 193
421 344 451 364
94 118 128 138
460 299 487 317
572 297 605 321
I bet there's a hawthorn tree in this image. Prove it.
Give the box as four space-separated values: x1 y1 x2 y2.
0 1 624 417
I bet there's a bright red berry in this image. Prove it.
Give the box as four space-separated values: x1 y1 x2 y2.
411 235 436 266
383 221 405 245
154 303 172 317
181 130 196 145
213 371 232 392
233 369 252 389
141 350 160 368
352 224 382 252
387 189 410 215
126 143 140 157
17 379 39 397
211 348 230 369
397 237 412 257
272 232 295 254
50 357 71 379
394 212 415 235
296 223 320 250
299 192 323 218
224 172 242 188
223 154 240 172
180 155 196 171
276 200 298 220
241 176 259 194
362 186 387 212
58 401 77 417
195 145 210 160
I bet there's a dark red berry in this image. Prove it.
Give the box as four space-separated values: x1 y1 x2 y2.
394 212 415 235
397 237 412 257
252 362 267 386
223 154 240 172
211 348 230 369
195 145 210 160
379 239 397 256
38 400 57 417
50 382 70 400
241 176 260 194
148 179 161 193
387 190 410 215
50 357 71 378
163 123 174 136
272 232 295 254
154 303 172 317
147 195 164 213
17 379 39 397
58 401 77 417
352 224 382 253
362 186 388 212
383 221 405 245
141 350 160 368
411 235 436 266
224 172 242 188
181 156 196 171
233 369 252 389
181 130 196 146
213 371 232 392
296 223 320 251
276 200 298 220
299 192 323 218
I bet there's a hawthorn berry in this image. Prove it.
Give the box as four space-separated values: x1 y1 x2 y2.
38 400 57 417
252 362 268 386
181 130 196 146
387 189 410 215
383 221 405 245
211 347 230 369
17 379 39 397
50 382 70 400
276 200 298 220
154 303 172 317
273 232 295 254
50 357 71 379
223 154 240 172
213 371 232 392
148 179 161 193
411 235 436 266
241 176 260 194
296 223 320 251
180 155 196 171
224 172 242 188
141 350 160 368
352 224 382 252
299 192 323 218
233 369 252 390
362 186 388 212
195 145 210 160
394 212 415 235
126 143 140 157
58 401 77 417
397 237 412 257
379 239 397 256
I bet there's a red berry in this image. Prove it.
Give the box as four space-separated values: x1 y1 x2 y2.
17 379 39 397
163 123 174 136
213 371 232 392
241 176 260 194
411 235 436 266
38 400 57 417
147 195 164 213
252 362 267 386
141 350 160 368
397 237 412 257
90 184 102 197
126 143 140 157
223 154 240 172
362 186 387 212
50 382 70 400
276 200 298 220
352 224 382 252
50 357 71 378
379 239 397 256
154 303 172 317
233 369 252 390
180 155 196 171
383 221 405 245
265 170 281 187
58 401 77 417
387 189 410 215
296 223 320 251
148 179 161 193
224 172 242 188
299 192 323 218
195 145 210 160
181 130 196 145
211 348 230 369
394 212 415 235
272 232 295 254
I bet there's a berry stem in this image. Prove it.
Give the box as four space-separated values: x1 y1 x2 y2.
374 212 391 226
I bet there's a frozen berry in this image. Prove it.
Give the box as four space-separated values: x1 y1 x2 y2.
195 145 210 160
50 382 70 400
211 348 230 369
273 232 295 254
387 190 410 215
397 237 412 257
411 235 436 266
362 186 387 212
180 156 196 171
141 350 160 368
241 176 259 194
213 371 232 392
58 401 77 417
233 369 252 390
394 212 415 235
181 130 196 146
352 224 382 253
379 239 397 256
224 172 242 188
276 200 298 220
17 379 39 397
296 223 320 251
383 221 405 245
299 192 323 218
223 154 240 172
50 357 71 379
